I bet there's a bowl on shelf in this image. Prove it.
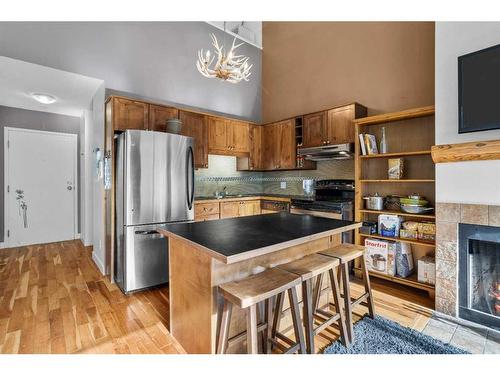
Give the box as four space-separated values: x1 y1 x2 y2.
399 197 428 206
400 204 434 214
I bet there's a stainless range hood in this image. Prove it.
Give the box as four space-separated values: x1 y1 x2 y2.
298 143 354 161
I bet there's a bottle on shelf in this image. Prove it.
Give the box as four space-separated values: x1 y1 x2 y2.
380 126 388 154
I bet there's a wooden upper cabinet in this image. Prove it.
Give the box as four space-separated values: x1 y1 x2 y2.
208 117 228 153
149 105 179 132
302 104 367 146
236 124 262 171
113 97 149 131
249 125 263 170
228 120 249 153
180 110 208 169
263 120 296 170
303 111 326 147
326 104 367 144
263 122 279 170
208 117 250 155
278 120 296 169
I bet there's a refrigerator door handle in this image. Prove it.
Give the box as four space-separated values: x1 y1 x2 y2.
134 230 159 235
186 146 195 210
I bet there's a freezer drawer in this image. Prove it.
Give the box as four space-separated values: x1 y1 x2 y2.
118 224 169 293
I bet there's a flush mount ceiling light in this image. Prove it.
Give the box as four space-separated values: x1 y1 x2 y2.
31 93 57 104
196 23 252 84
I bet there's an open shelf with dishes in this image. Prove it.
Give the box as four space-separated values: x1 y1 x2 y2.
358 209 435 220
353 105 436 299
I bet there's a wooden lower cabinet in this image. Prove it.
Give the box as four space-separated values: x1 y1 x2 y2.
239 200 261 216
220 200 261 218
196 199 262 220
196 213 220 222
220 202 240 219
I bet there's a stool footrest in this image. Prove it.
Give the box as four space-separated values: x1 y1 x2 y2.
312 311 342 335
352 292 370 308
269 335 300 354
227 322 268 346
275 332 296 346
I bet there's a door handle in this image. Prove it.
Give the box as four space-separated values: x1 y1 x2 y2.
135 230 159 235
186 146 195 210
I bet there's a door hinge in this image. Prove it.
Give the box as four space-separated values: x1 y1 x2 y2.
7 185 9 193
7 230 9 238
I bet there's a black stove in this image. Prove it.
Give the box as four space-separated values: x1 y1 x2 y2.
291 179 355 213
291 179 355 243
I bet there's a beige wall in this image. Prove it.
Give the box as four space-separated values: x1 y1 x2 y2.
262 22 435 123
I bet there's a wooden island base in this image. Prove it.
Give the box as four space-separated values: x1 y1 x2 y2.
168 234 343 354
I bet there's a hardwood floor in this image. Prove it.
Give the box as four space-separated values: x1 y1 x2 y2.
0 240 433 354
0 240 184 354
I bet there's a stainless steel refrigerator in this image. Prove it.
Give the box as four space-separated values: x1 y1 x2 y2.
114 130 194 293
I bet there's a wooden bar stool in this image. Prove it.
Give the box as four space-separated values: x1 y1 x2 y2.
217 268 306 354
319 243 375 343
277 254 349 353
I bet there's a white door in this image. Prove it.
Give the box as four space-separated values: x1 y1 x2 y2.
5 127 77 247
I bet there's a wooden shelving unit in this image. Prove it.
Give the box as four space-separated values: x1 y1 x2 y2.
354 105 436 298
360 179 435 183
354 267 435 294
360 150 431 159
359 209 435 220
359 233 435 248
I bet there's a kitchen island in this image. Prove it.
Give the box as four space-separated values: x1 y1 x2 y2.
158 212 361 354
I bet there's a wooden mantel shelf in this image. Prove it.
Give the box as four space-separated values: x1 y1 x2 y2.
431 139 500 163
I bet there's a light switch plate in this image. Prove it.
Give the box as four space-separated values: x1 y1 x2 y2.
280 181 286 189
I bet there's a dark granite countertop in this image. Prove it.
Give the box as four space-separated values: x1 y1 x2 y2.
157 212 360 264
194 193 314 202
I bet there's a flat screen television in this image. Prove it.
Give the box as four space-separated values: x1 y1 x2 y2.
458 43 500 133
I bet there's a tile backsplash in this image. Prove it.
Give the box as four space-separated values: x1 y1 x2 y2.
195 155 354 197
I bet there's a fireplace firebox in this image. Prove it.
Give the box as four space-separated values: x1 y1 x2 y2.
458 223 500 329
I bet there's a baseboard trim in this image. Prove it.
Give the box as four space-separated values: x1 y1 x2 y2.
92 251 106 275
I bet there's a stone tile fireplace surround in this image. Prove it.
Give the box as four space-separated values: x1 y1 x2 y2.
435 203 500 320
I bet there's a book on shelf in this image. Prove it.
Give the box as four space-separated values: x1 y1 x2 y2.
364 134 379 154
359 133 367 155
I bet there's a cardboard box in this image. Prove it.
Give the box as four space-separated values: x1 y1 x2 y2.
364 238 396 276
417 256 436 285
417 222 436 235
400 229 418 240
388 158 404 179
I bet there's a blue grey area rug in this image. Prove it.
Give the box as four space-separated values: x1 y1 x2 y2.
323 316 469 354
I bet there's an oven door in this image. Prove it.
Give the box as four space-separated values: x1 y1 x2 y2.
290 207 342 220
290 208 352 244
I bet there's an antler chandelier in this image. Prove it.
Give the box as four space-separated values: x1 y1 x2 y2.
196 32 252 84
